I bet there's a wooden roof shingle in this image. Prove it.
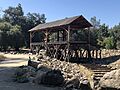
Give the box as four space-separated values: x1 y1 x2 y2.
29 15 92 32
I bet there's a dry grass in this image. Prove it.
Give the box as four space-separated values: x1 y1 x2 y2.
0 54 6 61
78 64 94 89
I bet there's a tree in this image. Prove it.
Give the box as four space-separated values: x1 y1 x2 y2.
0 22 11 50
90 16 100 29
109 23 120 49
0 21 24 51
98 24 109 37
103 37 116 49
23 13 46 47
2 4 46 48
97 24 109 48
90 16 101 47
9 25 24 51
3 3 24 25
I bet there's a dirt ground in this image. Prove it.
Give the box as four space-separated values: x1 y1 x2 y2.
0 53 63 90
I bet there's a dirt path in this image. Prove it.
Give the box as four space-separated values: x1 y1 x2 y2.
0 53 62 90
0 53 31 67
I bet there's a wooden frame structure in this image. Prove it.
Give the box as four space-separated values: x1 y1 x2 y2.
29 15 101 62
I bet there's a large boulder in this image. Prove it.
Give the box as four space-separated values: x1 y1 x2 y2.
108 59 120 70
33 66 51 84
64 77 91 90
41 69 64 86
99 69 120 90
33 70 46 84
20 66 36 77
14 66 36 83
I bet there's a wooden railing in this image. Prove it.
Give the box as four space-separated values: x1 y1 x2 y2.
31 41 88 46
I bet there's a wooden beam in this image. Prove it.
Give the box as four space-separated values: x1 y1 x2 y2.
30 32 32 51
96 50 98 59
57 31 59 41
67 25 70 62
63 30 65 41
99 50 102 59
92 50 94 58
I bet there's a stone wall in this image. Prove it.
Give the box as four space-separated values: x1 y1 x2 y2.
101 49 120 58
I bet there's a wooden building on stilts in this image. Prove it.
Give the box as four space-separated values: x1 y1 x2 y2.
29 15 101 62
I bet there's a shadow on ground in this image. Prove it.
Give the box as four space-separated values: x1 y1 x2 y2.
92 55 120 65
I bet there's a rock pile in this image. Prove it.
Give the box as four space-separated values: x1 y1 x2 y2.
98 69 120 90
101 49 120 58
108 59 120 70
13 56 92 90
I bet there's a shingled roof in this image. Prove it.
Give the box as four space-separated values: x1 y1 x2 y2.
29 15 92 32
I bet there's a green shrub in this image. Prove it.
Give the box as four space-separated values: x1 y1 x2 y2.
103 37 116 49
116 41 120 49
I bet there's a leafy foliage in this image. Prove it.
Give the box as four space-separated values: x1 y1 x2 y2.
90 17 118 49
0 4 46 51
0 22 12 50
103 37 116 49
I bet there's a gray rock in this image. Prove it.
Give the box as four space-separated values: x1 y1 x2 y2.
39 49 47 56
14 66 36 83
37 54 43 60
37 64 51 72
22 66 36 77
99 69 120 89
22 66 36 72
108 59 120 70
33 70 46 84
28 76 35 83
41 69 64 86
16 76 29 83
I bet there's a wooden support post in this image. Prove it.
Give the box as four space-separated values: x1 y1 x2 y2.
45 30 49 56
81 50 85 58
86 50 88 58
63 30 65 41
67 26 70 62
88 50 91 59
57 31 59 41
30 32 32 52
96 50 98 59
99 50 101 59
88 27 91 60
45 30 49 43
30 32 32 48
80 49 82 58
75 50 78 57
92 50 94 58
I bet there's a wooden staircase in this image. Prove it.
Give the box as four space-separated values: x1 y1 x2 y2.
82 64 113 89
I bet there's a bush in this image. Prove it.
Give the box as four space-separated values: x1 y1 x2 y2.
116 41 120 49
103 37 116 49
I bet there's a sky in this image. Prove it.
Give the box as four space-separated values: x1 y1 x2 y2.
0 0 120 28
